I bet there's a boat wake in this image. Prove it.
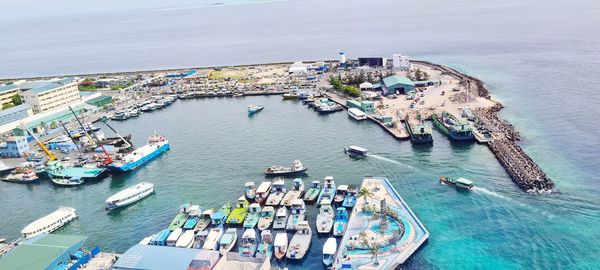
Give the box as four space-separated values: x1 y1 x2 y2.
472 187 555 219
367 154 414 169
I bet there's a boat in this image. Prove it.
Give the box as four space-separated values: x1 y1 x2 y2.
46 160 106 182
439 176 474 190
248 105 264 115
286 199 306 231
316 202 334 234
105 182 154 210
256 230 273 259
211 203 231 225
317 104 344 114
176 230 196 248
239 229 259 257
342 185 358 208
111 112 129 121
303 180 321 202
99 134 132 147
1 167 39 183
282 91 300 100
226 196 249 225
168 204 191 231
344 145 368 158
183 215 200 230
194 209 213 232
151 229 171 246
264 160 308 176
405 116 433 144
265 178 286 206
322 237 337 267
255 181 272 204
281 178 305 206
257 206 275 231
219 228 238 254
272 206 288 230
432 111 475 141
193 230 209 249
167 228 183 246
139 234 156 245
203 225 224 250
21 206 77 239
51 176 84 186
334 185 348 205
286 221 312 260
106 133 170 172
317 176 336 205
348 108 367 120
0 161 15 176
243 203 261 228
333 207 348 236
273 232 288 260
244 181 257 201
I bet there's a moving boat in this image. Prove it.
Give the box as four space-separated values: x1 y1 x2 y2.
107 133 170 172
439 176 474 190
344 145 368 158
2 167 39 183
281 178 305 206
244 181 257 201
203 225 224 250
405 116 433 144
226 196 249 225
334 185 348 205
175 230 196 248
322 237 337 267
255 181 272 204
273 232 288 260
105 182 154 210
265 160 308 177
239 229 259 257
303 180 321 202
248 105 264 115
168 204 191 231
432 111 475 141
317 176 336 205
194 209 214 232
286 199 306 231
342 185 358 208
348 108 367 121
167 228 183 246
333 207 348 236
272 207 288 230
286 221 312 260
243 203 261 229
266 178 286 206
219 228 238 254
21 206 77 239
211 203 232 225
316 203 334 234
258 206 275 231
256 230 273 259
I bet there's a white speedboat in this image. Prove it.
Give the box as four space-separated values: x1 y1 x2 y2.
219 228 237 254
21 206 77 239
286 221 312 260
274 232 288 260
334 185 349 205
244 181 257 201
272 206 288 230
105 182 154 210
322 237 337 266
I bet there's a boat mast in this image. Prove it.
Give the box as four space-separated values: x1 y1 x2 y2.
68 107 113 164
58 121 83 155
101 120 132 149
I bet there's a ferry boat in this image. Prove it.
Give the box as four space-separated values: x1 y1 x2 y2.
316 203 334 234
322 237 337 267
286 221 312 260
226 196 249 225
317 176 336 205
272 207 288 230
21 206 77 239
107 134 169 173
266 178 287 206
439 176 474 190
433 111 475 141
256 230 273 259
344 145 368 158
348 108 367 121
46 161 106 183
303 180 321 202
333 207 348 236
105 182 154 210
405 116 433 144
2 167 39 183
257 206 275 231
265 160 308 176
219 228 238 254
248 105 264 115
239 229 259 257
273 232 288 260
244 181 257 201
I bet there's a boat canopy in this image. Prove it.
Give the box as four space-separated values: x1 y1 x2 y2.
274 233 287 247
348 145 368 153
257 182 272 193
456 178 474 186
336 185 349 192
323 238 337 255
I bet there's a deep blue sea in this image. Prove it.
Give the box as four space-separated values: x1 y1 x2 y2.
1 0 599 269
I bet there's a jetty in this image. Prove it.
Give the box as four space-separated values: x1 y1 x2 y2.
334 177 429 269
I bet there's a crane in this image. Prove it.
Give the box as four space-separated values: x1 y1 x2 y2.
21 123 57 162
68 107 113 165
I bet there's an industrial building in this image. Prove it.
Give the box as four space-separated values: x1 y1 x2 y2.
0 84 21 107
346 99 375 114
0 234 89 270
0 136 30 157
358 57 387 68
382 75 415 94
85 95 113 108
19 77 81 114
0 104 33 126
113 244 211 270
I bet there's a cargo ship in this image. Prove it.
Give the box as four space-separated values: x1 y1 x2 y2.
107 134 169 173
404 116 433 144
432 111 475 141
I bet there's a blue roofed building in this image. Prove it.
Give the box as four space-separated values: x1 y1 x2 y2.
0 234 87 270
112 244 210 270
382 76 415 95
0 136 30 157
0 104 33 126
19 77 81 114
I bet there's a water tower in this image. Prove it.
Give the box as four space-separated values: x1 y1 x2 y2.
339 51 347 68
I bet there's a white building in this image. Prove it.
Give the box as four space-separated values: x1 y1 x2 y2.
393 54 410 70
288 62 308 75
19 77 81 114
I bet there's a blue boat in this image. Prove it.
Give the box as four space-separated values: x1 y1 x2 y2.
317 176 336 205
333 207 348 237
248 105 264 115
183 216 200 230
342 185 357 208
151 229 171 246
107 134 170 173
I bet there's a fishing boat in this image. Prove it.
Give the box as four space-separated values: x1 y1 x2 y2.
317 104 344 114
244 181 257 201
333 185 348 205
432 111 475 141
194 209 213 232
219 228 238 254
1 167 39 183
333 207 348 236
244 203 261 228
106 133 169 173
46 160 106 183
105 182 154 210
21 206 77 239
256 230 273 259
183 215 200 230
266 178 286 206
226 196 249 225
273 232 288 260
255 181 272 204
211 203 232 225
176 230 196 248
342 185 358 208
203 225 224 250
272 206 288 230
111 112 129 121
193 230 209 249
248 105 264 115
168 204 191 231
167 228 183 246
303 180 321 202
286 199 306 231
286 221 312 260
439 176 474 190
282 91 300 100
264 160 308 177
316 203 334 234
344 145 368 158
239 229 259 257
317 176 336 205
405 116 433 144
281 178 305 206
151 229 171 246
322 237 337 267
258 206 275 231
51 176 84 186
348 108 367 121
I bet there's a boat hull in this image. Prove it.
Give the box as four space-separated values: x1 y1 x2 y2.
107 143 170 173
404 121 433 144
264 168 308 177
432 113 475 141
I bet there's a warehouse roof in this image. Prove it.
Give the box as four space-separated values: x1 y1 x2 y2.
0 234 87 270
113 244 202 270
0 104 31 117
86 95 112 106
0 84 19 94
383 76 414 87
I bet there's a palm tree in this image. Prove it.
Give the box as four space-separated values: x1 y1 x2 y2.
358 187 373 208
370 242 381 266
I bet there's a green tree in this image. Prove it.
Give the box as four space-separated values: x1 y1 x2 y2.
358 187 374 207
50 121 58 129
11 94 22 105
369 242 381 266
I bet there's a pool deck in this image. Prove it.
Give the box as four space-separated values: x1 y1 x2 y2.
334 177 429 269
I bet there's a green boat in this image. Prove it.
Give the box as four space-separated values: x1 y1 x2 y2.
303 180 321 202
168 204 191 230
212 202 232 225
432 111 475 142
439 176 474 190
226 196 249 225
46 161 107 183
243 203 261 228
